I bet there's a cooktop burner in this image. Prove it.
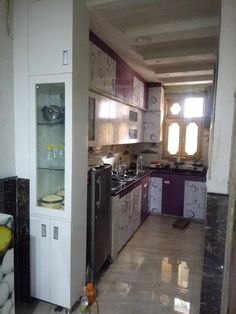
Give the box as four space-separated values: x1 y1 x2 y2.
170 163 204 172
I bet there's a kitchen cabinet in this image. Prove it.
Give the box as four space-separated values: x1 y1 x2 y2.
184 180 207 219
89 42 116 96
141 175 150 222
88 92 119 146
28 0 73 76
149 177 162 214
27 0 89 308
151 171 206 218
144 86 164 143
30 215 70 307
29 74 87 310
118 192 132 252
116 63 133 104
133 77 145 108
111 177 149 260
131 185 142 234
88 92 144 146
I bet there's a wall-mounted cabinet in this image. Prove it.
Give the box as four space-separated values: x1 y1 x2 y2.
144 86 164 143
88 91 143 146
89 42 116 96
133 77 145 108
28 0 73 76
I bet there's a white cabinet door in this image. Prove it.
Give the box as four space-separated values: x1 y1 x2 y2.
50 219 71 308
30 216 71 308
104 55 116 95
149 177 163 214
118 104 129 144
184 181 207 219
30 215 50 302
133 77 144 108
144 111 162 142
96 94 110 146
147 87 164 111
89 42 116 95
109 99 119 144
28 0 73 75
119 193 131 249
131 185 142 233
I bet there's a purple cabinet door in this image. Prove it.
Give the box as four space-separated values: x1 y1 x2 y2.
161 174 185 216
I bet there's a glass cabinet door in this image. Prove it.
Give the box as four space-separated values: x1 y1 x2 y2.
36 83 65 210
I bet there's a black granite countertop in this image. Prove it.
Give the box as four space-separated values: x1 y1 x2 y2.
111 167 207 196
149 167 207 177
111 170 151 196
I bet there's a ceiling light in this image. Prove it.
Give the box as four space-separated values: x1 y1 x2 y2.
135 36 151 44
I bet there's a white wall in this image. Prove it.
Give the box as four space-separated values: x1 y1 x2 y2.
207 0 236 194
0 0 15 179
13 0 30 178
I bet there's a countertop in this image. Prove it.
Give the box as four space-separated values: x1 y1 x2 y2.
111 167 207 196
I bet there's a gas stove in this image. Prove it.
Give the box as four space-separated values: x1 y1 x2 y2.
170 163 205 172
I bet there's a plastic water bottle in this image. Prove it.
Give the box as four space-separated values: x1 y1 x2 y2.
79 286 89 313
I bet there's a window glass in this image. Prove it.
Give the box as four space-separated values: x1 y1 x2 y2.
185 122 198 155
170 102 182 115
167 122 180 155
184 97 204 118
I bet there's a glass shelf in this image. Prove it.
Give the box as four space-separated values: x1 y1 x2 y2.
38 167 64 172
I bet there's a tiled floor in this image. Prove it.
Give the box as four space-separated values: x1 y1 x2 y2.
17 215 204 314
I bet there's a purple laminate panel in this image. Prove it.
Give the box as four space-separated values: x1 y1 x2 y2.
90 31 148 106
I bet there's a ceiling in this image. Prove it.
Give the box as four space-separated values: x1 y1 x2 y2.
86 0 221 87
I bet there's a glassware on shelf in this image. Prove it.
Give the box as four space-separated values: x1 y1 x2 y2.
45 144 55 167
57 144 65 169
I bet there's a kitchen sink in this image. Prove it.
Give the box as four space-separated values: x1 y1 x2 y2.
111 181 124 193
119 175 137 182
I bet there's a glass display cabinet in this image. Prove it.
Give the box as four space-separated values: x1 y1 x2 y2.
36 83 65 210
30 74 72 219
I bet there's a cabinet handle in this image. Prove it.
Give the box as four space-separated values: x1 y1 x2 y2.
96 177 102 208
41 224 47 237
53 226 59 240
164 180 170 184
144 183 148 188
62 50 69 65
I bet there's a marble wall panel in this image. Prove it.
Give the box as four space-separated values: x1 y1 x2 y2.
200 193 229 314
0 177 30 302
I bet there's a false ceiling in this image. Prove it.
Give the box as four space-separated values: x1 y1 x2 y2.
86 0 221 87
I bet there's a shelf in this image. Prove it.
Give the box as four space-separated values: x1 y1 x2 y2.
38 167 64 172
37 122 64 126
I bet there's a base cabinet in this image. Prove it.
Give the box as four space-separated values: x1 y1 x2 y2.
151 172 206 218
183 180 207 219
131 185 142 234
30 215 71 308
141 176 150 222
